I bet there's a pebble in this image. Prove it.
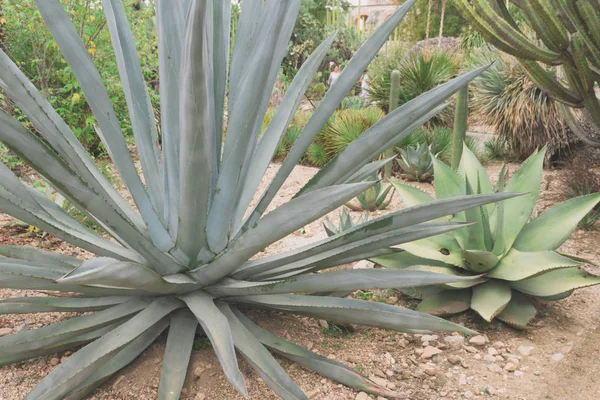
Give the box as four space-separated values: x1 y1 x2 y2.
551 353 565 361
444 335 465 350
487 347 499 356
421 346 443 360
385 369 394 377
193 367 205 378
517 345 535 356
0 328 12 336
369 376 389 388
448 355 462 365
50 358 60 366
421 335 438 342
534 371 541 376
386 296 398 304
424 367 438 376
514 371 525 377
492 341 506 350
562 342 574 354
374 369 386 378
346 355 361 363
483 354 497 363
195 394 206 400
318 320 329 329
487 364 504 374
469 335 487 345
464 391 474 399
458 374 467 385
463 346 479 353
306 390 320 399
504 362 518 372
353 260 375 270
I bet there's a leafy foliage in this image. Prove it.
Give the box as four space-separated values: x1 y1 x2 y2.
0 1 504 398
376 145 600 328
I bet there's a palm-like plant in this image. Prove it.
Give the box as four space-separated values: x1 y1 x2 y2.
0 1 509 399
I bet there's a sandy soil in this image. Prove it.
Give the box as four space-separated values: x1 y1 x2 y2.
1 161 600 400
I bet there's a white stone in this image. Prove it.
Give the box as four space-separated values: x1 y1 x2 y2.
469 335 487 345
551 353 565 361
517 345 535 356
353 260 375 270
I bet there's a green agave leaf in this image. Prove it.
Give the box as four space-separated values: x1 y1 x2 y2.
416 289 472 316
232 308 400 399
179 292 247 398
496 291 537 329
498 148 546 252
102 0 164 223
405 265 486 289
458 143 493 212
513 193 600 252
244 0 417 225
431 157 467 246
35 0 173 254
234 33 337 232
391 181 435 208
158 310 198 400
511 267 600 297
487 248 580 281
176 0 218 262
463 175 486 251
0 244 80 268
471 280 512 322
232 294 477 335
461 250 499 273
208 269 480 297
0 296 132 315
371 251 448 269
63 319 169 400
0 298 149 357
156 0 189 237
401 233 466 268
345 156 396 184
25 297 182 400
191 182 375 284
219 303 306 400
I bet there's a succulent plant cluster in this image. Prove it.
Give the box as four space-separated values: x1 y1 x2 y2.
375 144 600 328
323 208 369 237
345 173 395 212
0 0 512 398
397 143 435 182
455 0 600 145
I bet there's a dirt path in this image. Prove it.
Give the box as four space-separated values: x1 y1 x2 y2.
1 162 599 400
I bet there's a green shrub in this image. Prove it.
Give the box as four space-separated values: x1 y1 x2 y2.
322 107 385 159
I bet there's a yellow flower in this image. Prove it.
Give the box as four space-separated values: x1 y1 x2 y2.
71 93 81 105
0 17 6 25
88 47 96 55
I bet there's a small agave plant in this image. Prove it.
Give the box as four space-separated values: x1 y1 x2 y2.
323 208 369 237
375 144 600 328
345 173 395 212
0 0 512 399
397 143 434 182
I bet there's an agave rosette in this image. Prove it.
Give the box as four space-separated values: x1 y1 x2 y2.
0 0 514 399
376 144 600 328
323 208 369 237
397 143 434 182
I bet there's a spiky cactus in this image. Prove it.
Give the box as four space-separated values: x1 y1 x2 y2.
455 0 600 146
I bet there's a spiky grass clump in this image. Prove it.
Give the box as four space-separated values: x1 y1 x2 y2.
0 1 505 399
322 108 385 158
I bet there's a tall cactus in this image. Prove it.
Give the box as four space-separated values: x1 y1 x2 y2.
385 69 401 178
455 0 600 146
452 86 468 170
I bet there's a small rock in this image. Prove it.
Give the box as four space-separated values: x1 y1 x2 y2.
458 374 467 385
514 371 525 377
318 320 329 329
356 391 370 400
504 362 518 372
517 345 535 357
306 390 320 399
464 391 474 399
448 355 462 365
492 341 506 350
469 335 487 346
562 342 574 354
346 355 361 364
193 367 205 378
473 354 482 360
195 394 206 400
386 296 398 304
463 345 479 353
444 335 465 350
487 347 499 356
421 335 438 343
385 369 394 377
424 367 438 376
306 342 314 351
369 376 389 388
502 353 521 361
421 346 443 360
487 364 504 374
374 369 386 378
551 353 565 361
50 358 60 366
483 354 497 363
353 260 375 270
0 328 12 337
383 352 395 365
534 371 541 376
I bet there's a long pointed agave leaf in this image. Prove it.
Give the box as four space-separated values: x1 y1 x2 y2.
63 319 170 400
176 0 217 263
158 310 198 400
232 308 399 399
25 297 182 400
156 0 190 238
233 33 337 231
0 244 80 268
0 296 133 315
102 0 164 222
244 0 417 226
34 0 173 253
232 294 477 335
179 292 248 397
219 303 307 400
208 0 301 254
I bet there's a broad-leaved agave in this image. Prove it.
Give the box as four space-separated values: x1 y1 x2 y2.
345 173 395 212
323 208 369 237
397 143 434 182
0 1 513 398
375 144 600 329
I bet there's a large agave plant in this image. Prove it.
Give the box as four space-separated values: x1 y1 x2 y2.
375 144 600 329
0 1 511 399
